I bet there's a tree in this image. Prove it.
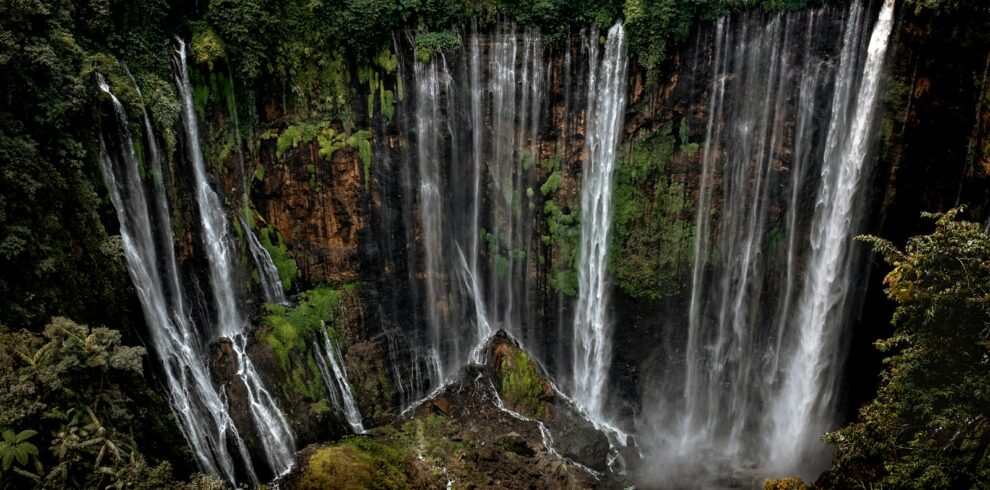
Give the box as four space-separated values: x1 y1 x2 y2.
820 208 990 489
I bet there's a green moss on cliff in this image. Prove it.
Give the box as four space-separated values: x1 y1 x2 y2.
612 124 695 300
347 130 374 191
262 287 344 400
258 225 299 290
543 199 580 296
296 437 410 490
480 228 526 279
262 122 373 190
498 346 550 419
293 416 462 489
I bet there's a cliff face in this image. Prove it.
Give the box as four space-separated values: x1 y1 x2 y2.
145 1 990 480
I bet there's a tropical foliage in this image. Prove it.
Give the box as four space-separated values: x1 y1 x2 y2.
0 317 185 488
820 208 990 489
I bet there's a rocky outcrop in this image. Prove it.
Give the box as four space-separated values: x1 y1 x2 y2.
281 330 625 489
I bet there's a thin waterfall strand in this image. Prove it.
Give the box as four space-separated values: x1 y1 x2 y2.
318 328 366 434
241 216 289 306
571 22 628 422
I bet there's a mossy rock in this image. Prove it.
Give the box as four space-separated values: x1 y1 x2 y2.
491 336 554 420
291 437 410 490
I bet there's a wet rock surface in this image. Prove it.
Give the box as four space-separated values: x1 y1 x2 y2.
281 330 627 489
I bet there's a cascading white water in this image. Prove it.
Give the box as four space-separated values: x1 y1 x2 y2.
406 24 546 384
241 216 289 306
96 74 257 484
316 327 366 434
174 39 296 477
643 0 895 480
770 0 897 473
413 55 450 382
571 22 628 422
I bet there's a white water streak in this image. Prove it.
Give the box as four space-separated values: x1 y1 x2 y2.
770 0 896 473
572 22 628 422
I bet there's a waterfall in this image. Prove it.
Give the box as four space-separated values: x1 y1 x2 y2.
643 0 894 479
96 75 257 484
241 216 289 306
174 39 296 477
315 327 366 434
571 22 628 422
413 54 450 380
770 0 897 473
402 24 546 388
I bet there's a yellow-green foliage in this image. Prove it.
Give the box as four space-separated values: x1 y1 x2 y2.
295 415 467 489
297 436 410 490
189 22 225 70
764 477 807 490
187 67 237 174
498 346 549 419
414 31 461 63
360 51 399 124
543 199 580 295
539 155 580 295
264 122 320 158
263 287 343 366
140 75 181 157
373 48 398 74
262 123 372 189
347 131 374 191
480 228 525 279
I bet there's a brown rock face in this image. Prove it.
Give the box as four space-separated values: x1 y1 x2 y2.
256 139 367 285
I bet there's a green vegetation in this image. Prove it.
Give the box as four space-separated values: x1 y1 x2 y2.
821 208 990 489
415 31 462 63
763 477 807 490
261 286 347 408
0 317 186 488
261 122 374 189
189 22 226 70
263 287 343 370
295 436 410 489
293 415 468 489
259 224 300 291
611 125 694 300
481 228 526 279
346 342 396 427
538 155 581 295
497 345 551 419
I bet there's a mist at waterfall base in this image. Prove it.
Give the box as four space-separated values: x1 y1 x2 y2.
95 0 896 485
636 0 895 482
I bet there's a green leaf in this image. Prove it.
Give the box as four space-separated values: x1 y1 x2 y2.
15 430 36 443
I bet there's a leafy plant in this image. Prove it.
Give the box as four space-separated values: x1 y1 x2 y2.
821 208 990 489
0 428 42 482
414 31 461 63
